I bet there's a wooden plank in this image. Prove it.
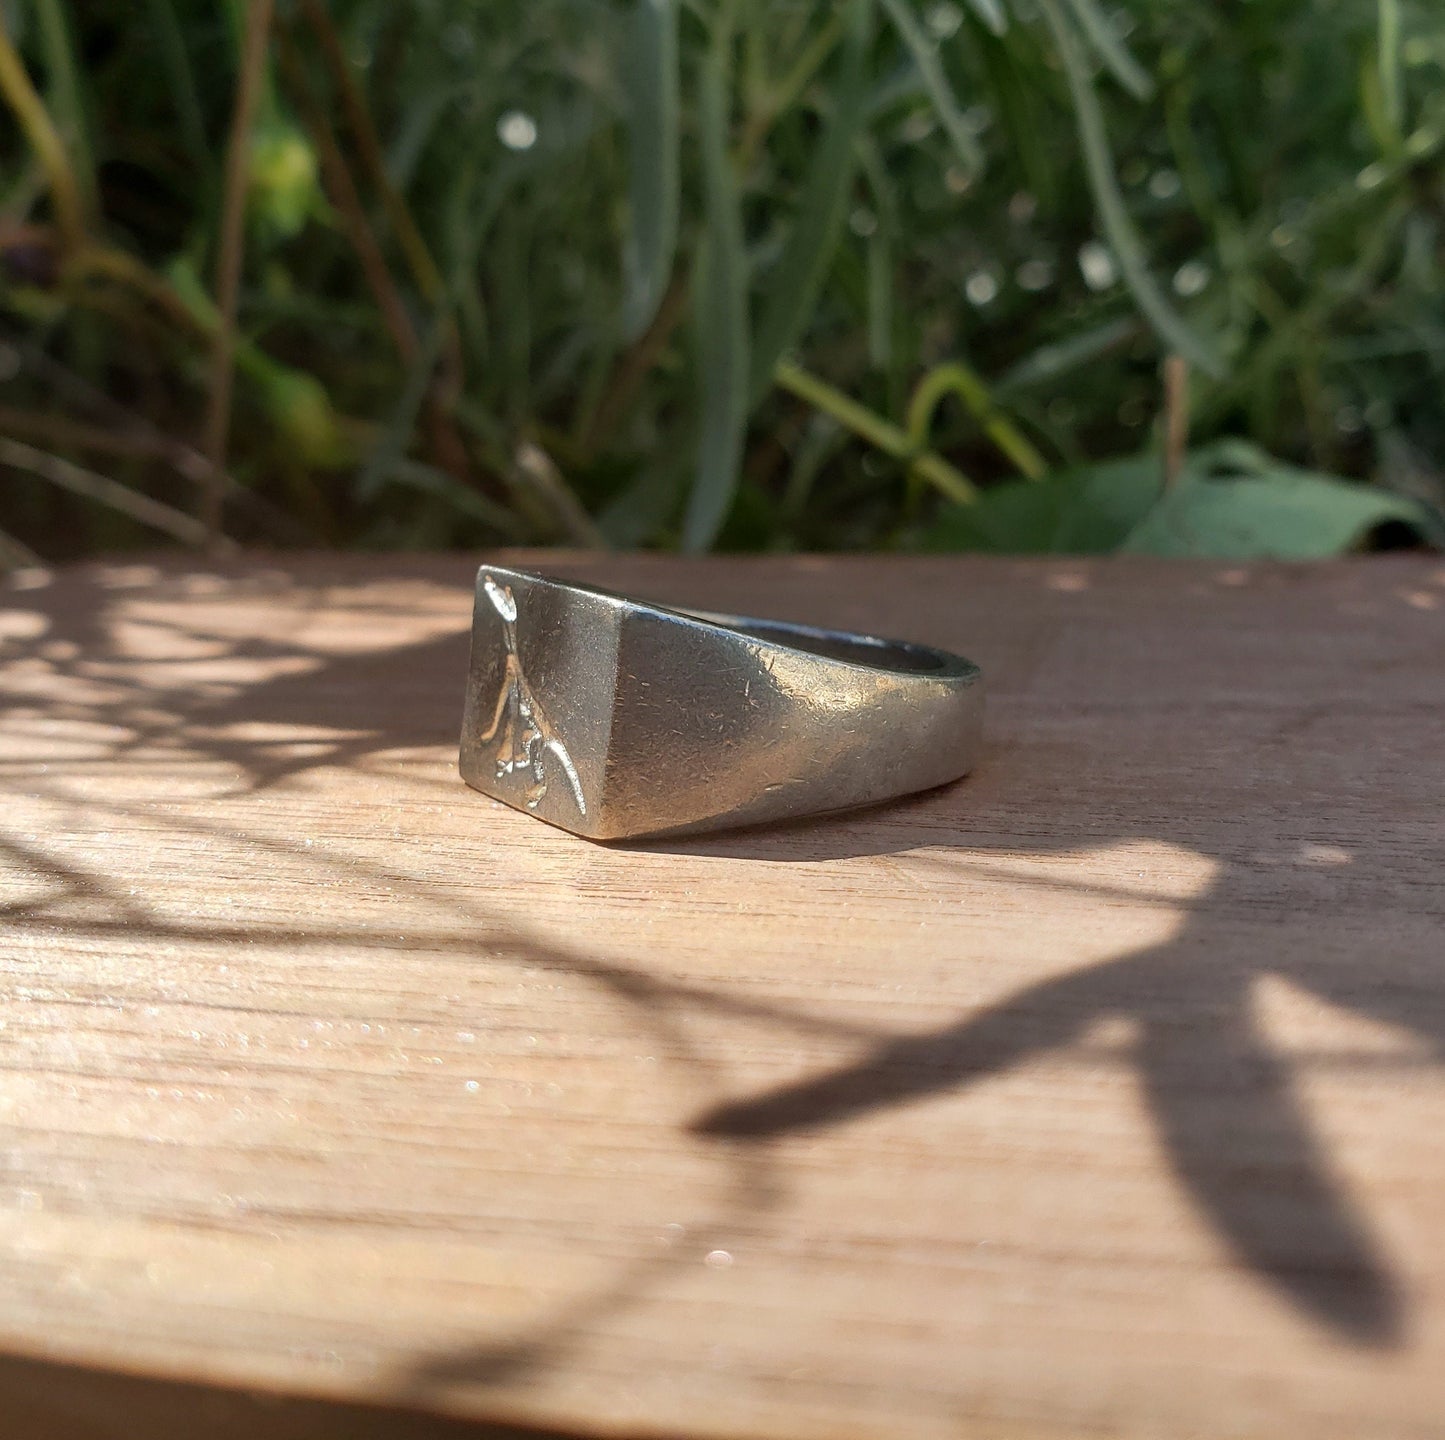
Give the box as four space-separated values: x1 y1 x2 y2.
1 553 1444 1440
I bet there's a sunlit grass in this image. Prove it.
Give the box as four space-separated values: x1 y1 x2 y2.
0 0 1441 559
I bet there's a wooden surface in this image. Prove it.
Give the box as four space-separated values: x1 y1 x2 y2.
2 552 1445 1440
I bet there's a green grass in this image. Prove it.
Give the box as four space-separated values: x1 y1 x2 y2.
0 0 1442 562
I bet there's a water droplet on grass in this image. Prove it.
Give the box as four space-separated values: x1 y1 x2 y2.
497 111 538 152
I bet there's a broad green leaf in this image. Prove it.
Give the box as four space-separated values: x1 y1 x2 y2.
879 0 983 176
750 0 871 400
923 441 1429 557
682 39 750 552
1123 445 1428 558
621 0 680 339
921 455 1158 553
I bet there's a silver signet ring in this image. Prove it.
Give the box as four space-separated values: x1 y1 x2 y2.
459 565 983 841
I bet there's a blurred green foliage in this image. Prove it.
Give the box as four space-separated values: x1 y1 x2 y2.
0 0 1442 562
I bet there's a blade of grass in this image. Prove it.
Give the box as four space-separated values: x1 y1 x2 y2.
0 16 85 253
682 24 751 551
386 82 464 191
276 27 418 363
0 526 43 571
995 315 1139 393
298 0 443 302
621 0 680 340
856 134 903 382
441 155 522 382
749 0 871 402
1377 0 1404 145
0 401 308 541
141 0 208 166
32 0 96 213
1162 80 1219 225
976 17 1056 207
866 227 893 373
782 412 846 520
0 436 219 547
736 13 842 163
774 358 979 504
202 0 275 548
583 8 849 463
1039 0 1222 377
878 0 983 177
511 440 609 548
963 0 1008 39
1060 0 1153 102
906 361 1048 477
356 307 449 501
277 22 485 497
581 267 689 454
381 457 520 535
494 202 532 429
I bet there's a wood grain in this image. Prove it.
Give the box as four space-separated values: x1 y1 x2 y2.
2 553 1444 1440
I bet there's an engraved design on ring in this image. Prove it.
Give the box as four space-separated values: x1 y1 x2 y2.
476 575 587 817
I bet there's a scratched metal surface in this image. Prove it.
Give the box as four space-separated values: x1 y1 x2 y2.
460 563 982 839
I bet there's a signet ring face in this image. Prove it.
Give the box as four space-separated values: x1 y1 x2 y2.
459 566 983 841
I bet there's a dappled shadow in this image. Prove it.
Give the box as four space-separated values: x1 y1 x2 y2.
0 773 796 1406
0 1347 555 1440
693 913 1426 1344
3 552 1445 1419
0 557 476 791
617 559 1445 1348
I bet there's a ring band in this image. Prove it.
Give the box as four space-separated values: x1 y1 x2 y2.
459 565 983 840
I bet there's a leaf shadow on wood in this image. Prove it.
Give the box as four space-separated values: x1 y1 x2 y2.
0 818 789 1424
662 785 1444 1348
3 555 1444 1388
0 1347 549 1440
0 559 476 793
690 909 1424 1346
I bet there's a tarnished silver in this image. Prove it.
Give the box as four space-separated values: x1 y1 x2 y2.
459 565 983 840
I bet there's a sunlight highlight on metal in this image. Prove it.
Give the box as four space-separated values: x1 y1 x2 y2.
476 575 587 817
459 566 983 840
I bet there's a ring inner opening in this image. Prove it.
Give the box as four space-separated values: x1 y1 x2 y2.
722 617 949 674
